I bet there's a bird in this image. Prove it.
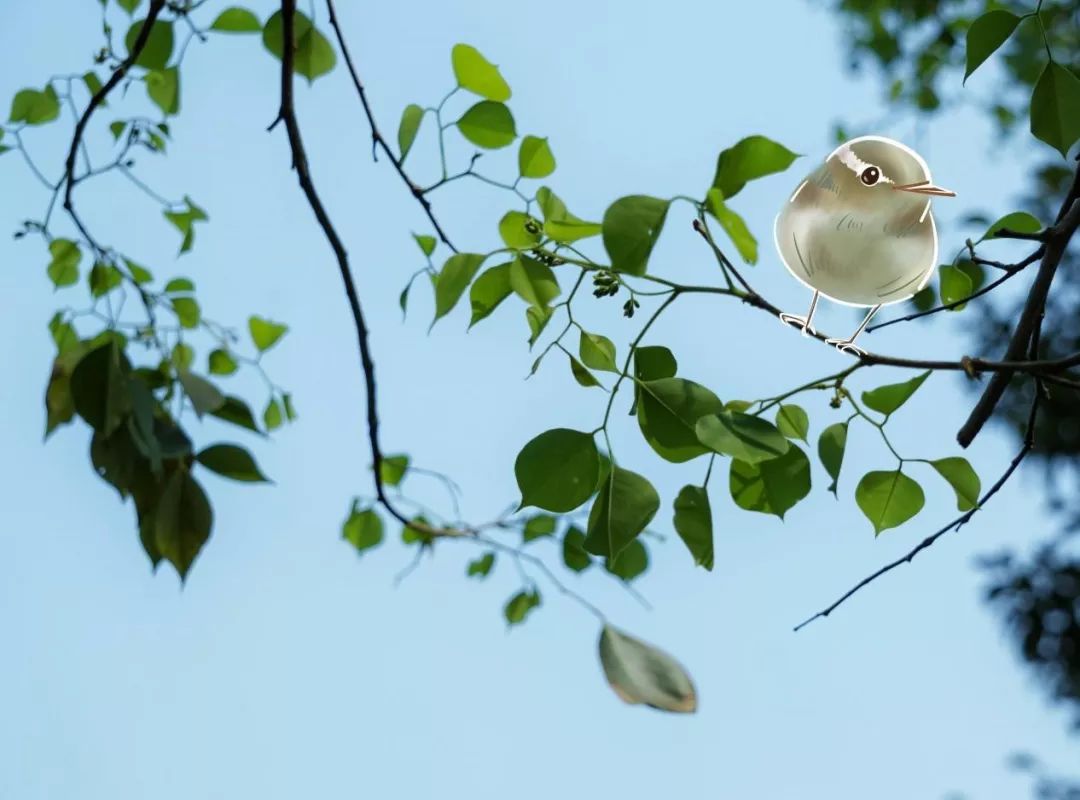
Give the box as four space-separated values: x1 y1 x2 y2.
773 135 955 355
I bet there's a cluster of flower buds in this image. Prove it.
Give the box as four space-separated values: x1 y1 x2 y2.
592 270 620 298
623 298 640 318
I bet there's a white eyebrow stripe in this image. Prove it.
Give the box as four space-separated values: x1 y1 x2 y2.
789 180 807 203
836 145 894 184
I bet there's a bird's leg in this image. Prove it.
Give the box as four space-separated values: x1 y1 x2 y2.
826 304 880 356
779 290 819 337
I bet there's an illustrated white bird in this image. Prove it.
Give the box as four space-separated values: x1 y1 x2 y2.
774 135 955 355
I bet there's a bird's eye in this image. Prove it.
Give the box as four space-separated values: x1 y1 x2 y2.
860 166 880 186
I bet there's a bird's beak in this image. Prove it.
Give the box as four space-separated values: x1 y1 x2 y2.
893 180 956 198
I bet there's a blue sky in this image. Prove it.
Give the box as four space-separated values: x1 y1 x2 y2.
1 1 1076 797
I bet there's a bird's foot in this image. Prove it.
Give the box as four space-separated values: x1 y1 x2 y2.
825 337 867 357
779 312 816 337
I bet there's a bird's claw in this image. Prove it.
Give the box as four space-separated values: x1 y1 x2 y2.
826 338 866 356
779 312 816 337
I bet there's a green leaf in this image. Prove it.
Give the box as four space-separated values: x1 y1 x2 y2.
208 349 238 376
262 10 336 83
125 18 174 70
397 103 424 161
498 210 541 250
518 135 555 179
775 404 809 443
210 7 262 32
82 71 105 101
515 428 600 513
856 469 925 535
283 393 297 422
535 186 601 243
45 358 77 437
579 332 617 373
729 444 811 519
164 277 194 293
196 443 269 482
931 457 981 511
598 626 697 713
467 552 495 577
247 316 288 352
209 395 261 433
637 377 724 463
569 355 602 388
70 340 131 436
696 410 790 465
155 468 213 581
817 421 848 496
711 135 799 200
509 255 559 309
602 195 670 276
179 370 225 417
342 501 383 555
469 262 513 327
9 86 60 125
171 342 194 371
1030 61 1080 157
606 539 648 581
118 0 142 14
938 264 973 310
523 513 556 542
562 526 592 573
526 305 552 347
263 397 283 431
634 346 677 381
984 211 1042 240
705 188 758 264
88 262 123 298
171 297 201 329
124 258 153 284
433 253 486 323
861 371 930 417
413 233 436 257
163 196 208 254
451 44 511 101
673 485 713 570
146 67 180 116
47 239 82 288
504 590 541 626
456 101 516 149
584 466 659 559
963 10 1021 83
379 454 409 486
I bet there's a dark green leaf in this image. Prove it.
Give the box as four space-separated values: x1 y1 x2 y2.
342 501 383 554
939 264 973 310
209 395 261 433
634 346 677 381
602 195 670 276
70 340 131 436
705 188 758 264
729 444 811 518
562 526 592 572
262 10 336 83
515 428 600 512
985 211 1041 241
196 443 268 482
118 0 141 14
523 513 556 542
637 377 724 463
155 468 213 581
146 67 180 116
817 421 848 496
584 466 659 559
433 253 486 323
283 393 297 421
509 255 559 309
861 370 930 416
456 101 516 149
931 457 981 511
88 262 123 297
673 485 713 570
606 539 648 581
579 331 617 373
451 43 511 101
711 135 799 200
696 410 790 464
469 262 513 327
569 355 602 388
125 18 174 70
467 552 495 577
856 469 925 535
598 626 697 713
9 86 60 125
380 454 409 486
498 210 541 250
518 135 555 178
775 404 809 442
397 103 424 161
526 305 552 347
210 7 262 33
82 71 105 100
47 238 82 288
504 590 541 626
124 257 153 284
535 186 601 243
1031 61 1080 157
963 10 1021 83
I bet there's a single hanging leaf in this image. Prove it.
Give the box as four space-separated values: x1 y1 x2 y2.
515 428 600 512
504 590 541 626
146 67 180 115
931 457 981 511
433 253 486 322
210 395 261 433
379 454 409 486
262 10 336 83
605 539 648 582
456 101 516 149
673 485 713 570
856 469 925 535
817 422 848 496
263 397 283 431
861 371 930 416
397 103 424 161
729 444 811 519
963 10 1021 83
469 262 513 327
711 135 799 200
163 195 208 254
154 468 213 581
518 135 555 178
536 186 601 243
9 86 60 125
509 255 560 309
413 233 437 257
938 264 972 310
631 345 677 416
525 305 552 347
598 626 697 713
125 18 174 70
196 443 269 482
569 354 602 388
467 552 495 577
583 466 659 559
775 404 809 442
210 7 262 33
562 527 592 572
342 501 383 555
208 349 238 376
696 410 790 464
705 188 758 264
637 377 724 463
522 514 556 543
579 331 617 373
46 239 82 288
248 316 288 352
1030 61 1080 157
451 44 511 101
984 211 1041 240
602 195 670 276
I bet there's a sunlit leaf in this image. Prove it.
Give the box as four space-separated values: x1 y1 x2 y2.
705 188 758 264
711 135 799 200
210 7 262 33
775 404 809 442
397 103 424 161
518 135 555 178
817 421 848 496
861 371 930 417
696 410 790 464
931 457 981 511
598 626 697 713
602 195 670 276
342 501 383 555
456 101 516 149
638 378 724 463
856 469 925 535
451 44 511 101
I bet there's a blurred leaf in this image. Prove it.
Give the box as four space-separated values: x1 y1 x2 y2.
584 466 659 559
931 457 981 511
171 297 200 329
118 0 142 14
602 195 670 276
397 103 424 161
817 422 848 496
155 468 213 581
729 444 811 518
964 10 1021 83
711 135 798 200
515 428 600 512
88 262 122 298
523 513 556 542
451 43 511 101
209 395 261 433
1030 61 1080 157
638 377 724 463
47 239 82 288
562 526 592 572
263 397 283 431
9 85 60 125
342 501 383 555
379 454 409 486
70 340 131 436
861 371 930 417
856 469 925 535
262 10 336 83
696 410 789 464
248 316 288 352
467 552 495 577
504 589 541 626
210 7 262 32
518 135 555 178
125 18 174 70
456 101 516 149
146 67 179 115
705 188 758 264
208 349 238 376
196 443 269 482
163 195 208 254
599 626 697 713
179 371 225 417
413 233 437 257
775 404 809 442
673 485 713 570
939 264 973 310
